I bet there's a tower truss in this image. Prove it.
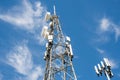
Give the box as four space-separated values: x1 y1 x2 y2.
42 6 77 80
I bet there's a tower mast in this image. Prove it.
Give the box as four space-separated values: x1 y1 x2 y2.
42 6 77 80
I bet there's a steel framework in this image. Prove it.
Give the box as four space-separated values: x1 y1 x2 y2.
42 6 77 80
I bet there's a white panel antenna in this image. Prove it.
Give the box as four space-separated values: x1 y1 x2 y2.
66 36 71 42
94 66 99 75
45 12 51 21
98 64 102 71
101 61 105 69
49 22 54 28
48 35 53 42
103 58 111 67
69 44 73 57
41 26 49 39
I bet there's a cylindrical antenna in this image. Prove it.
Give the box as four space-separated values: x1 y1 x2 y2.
54 5 56 15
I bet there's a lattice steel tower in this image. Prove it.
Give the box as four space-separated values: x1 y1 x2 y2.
41 6 77 80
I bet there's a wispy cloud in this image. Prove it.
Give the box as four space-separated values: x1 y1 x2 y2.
100 18 110 31
96 48 105 54
0 0 47 45
108 59 119 69
6 42 43 80
0 0 46 79
99 17 120 42
0 0 46 31
112 24 120 41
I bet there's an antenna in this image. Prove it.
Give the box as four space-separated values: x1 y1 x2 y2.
94 58 113 80
54 5 56 15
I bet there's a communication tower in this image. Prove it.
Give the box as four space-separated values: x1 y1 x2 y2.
41 6 77 80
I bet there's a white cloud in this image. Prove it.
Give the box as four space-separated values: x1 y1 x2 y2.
108 59 119 69
112 25 120 41
7 43 32 75
27 66 43 80
0 0 46 31
0 0 47 45
35 34 46 45
0 0 46 79
96 48 105 54
6 43 43 80
99 17 120 42
100 18 110 31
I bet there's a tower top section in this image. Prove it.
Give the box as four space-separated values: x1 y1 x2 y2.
53 5 56 15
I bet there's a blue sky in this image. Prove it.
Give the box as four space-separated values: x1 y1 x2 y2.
0 0 120 80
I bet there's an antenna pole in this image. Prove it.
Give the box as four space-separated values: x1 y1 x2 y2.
54 5 56 15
